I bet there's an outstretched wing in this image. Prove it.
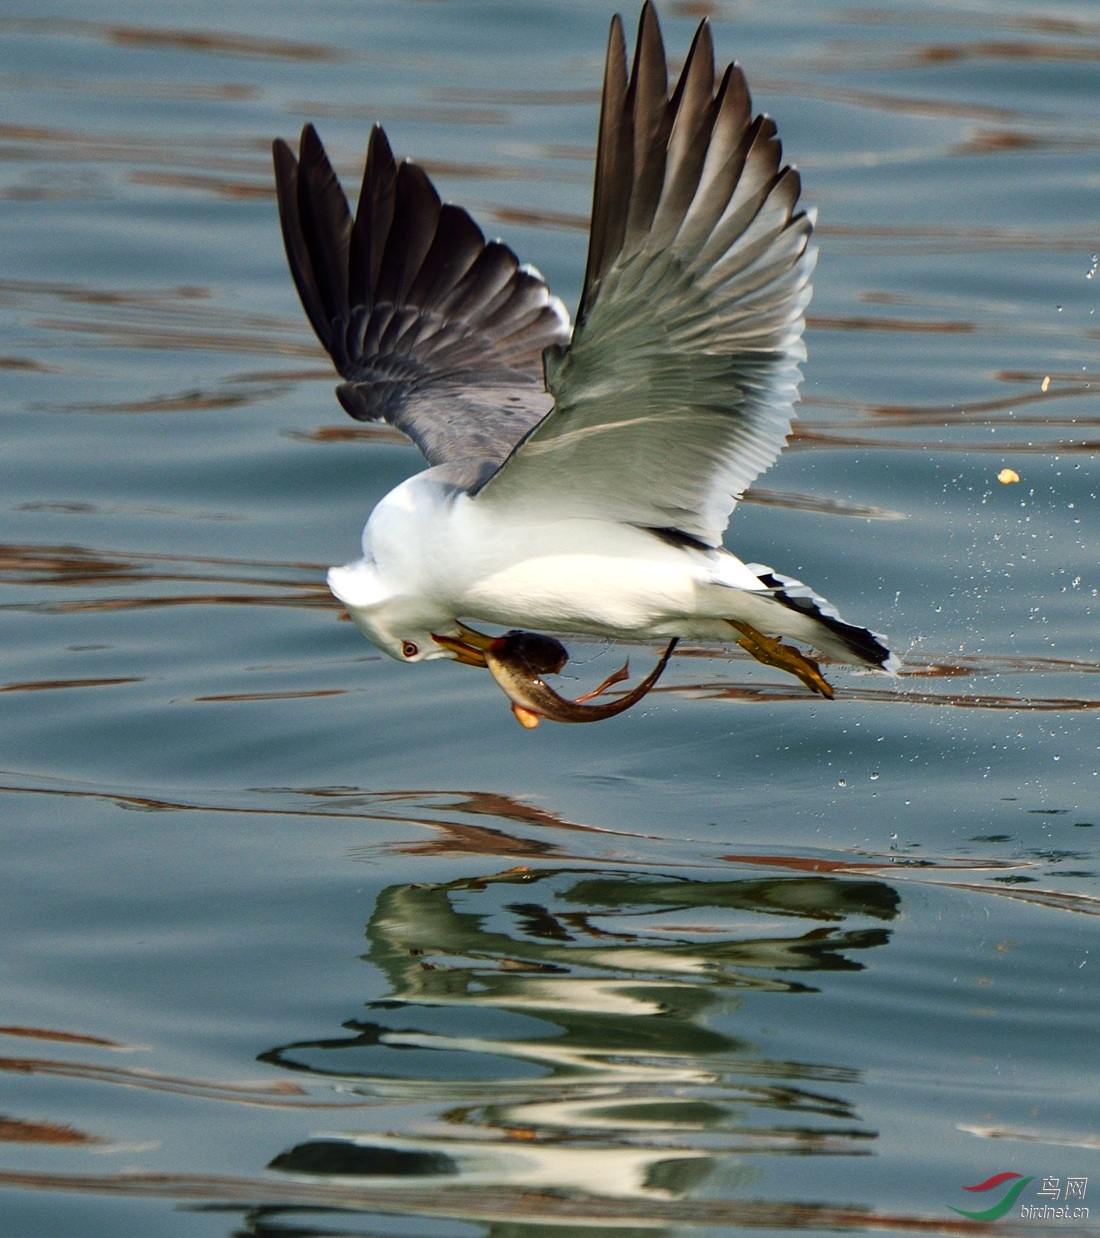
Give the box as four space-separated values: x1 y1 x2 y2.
478 3 816 548
273 124 571 472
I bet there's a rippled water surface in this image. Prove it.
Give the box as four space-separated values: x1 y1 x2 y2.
2 2 1098 1235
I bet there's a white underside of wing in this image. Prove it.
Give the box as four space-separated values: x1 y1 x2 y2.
478 214 816 547
474 15 819 547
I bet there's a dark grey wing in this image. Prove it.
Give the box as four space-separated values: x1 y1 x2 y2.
477 4 815 547
272 124 571 469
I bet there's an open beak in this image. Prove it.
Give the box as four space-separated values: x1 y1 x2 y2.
430 622 501 667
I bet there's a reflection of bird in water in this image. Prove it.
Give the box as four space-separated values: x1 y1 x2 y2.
272 2 898 721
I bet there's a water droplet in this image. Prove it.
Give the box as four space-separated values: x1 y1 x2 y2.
870 772 880 781
838 779 846 787
1088 254 1098 280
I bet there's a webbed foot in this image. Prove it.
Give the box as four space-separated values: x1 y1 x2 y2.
728 620 835 699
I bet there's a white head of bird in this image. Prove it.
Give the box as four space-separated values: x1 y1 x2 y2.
326 471 475 664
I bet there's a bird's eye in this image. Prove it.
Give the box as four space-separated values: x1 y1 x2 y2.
401 641 418 659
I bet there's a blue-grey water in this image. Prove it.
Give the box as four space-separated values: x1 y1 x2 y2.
1 2 1098 1235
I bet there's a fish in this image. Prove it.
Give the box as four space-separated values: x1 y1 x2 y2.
433 626 679 727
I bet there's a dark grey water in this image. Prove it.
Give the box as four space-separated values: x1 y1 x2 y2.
1 2 1098 1235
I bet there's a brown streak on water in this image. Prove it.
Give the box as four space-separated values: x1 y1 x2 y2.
0 17 339 62
722 853 1030 875
904 39 1100 67
0 1027 129 1049
807 313 975 334
382 821 566 860
667 678 1100 711
788 429 1099 453
0 677 141 694
0 1118 101 1146
0 1057 372 1109
818 221 1093 253
0 542 326 586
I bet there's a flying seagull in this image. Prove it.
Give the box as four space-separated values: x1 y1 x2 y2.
272 2 897 718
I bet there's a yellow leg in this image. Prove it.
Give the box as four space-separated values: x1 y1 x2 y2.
728 621 835 700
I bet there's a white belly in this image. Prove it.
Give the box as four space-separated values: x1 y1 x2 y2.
439 495 766 636
459 550 696 634
360 473 771 640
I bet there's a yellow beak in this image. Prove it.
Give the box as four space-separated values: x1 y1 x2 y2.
430 622 500 667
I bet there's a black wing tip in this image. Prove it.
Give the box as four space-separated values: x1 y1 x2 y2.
638 0 661 34
683 11 714 61
396 158 441 205
583 3 749 315
272 122 339 169
279 122 397 180
755 569 895 670
365 122 395 169
272 137 300 201
295 123 325 171
632 1 669 90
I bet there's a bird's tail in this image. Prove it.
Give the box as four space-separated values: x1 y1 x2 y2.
742 563 899 671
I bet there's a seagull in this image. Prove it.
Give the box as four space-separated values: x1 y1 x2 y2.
272 2 897 713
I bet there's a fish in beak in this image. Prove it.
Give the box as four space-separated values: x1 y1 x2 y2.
433 625 678 727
